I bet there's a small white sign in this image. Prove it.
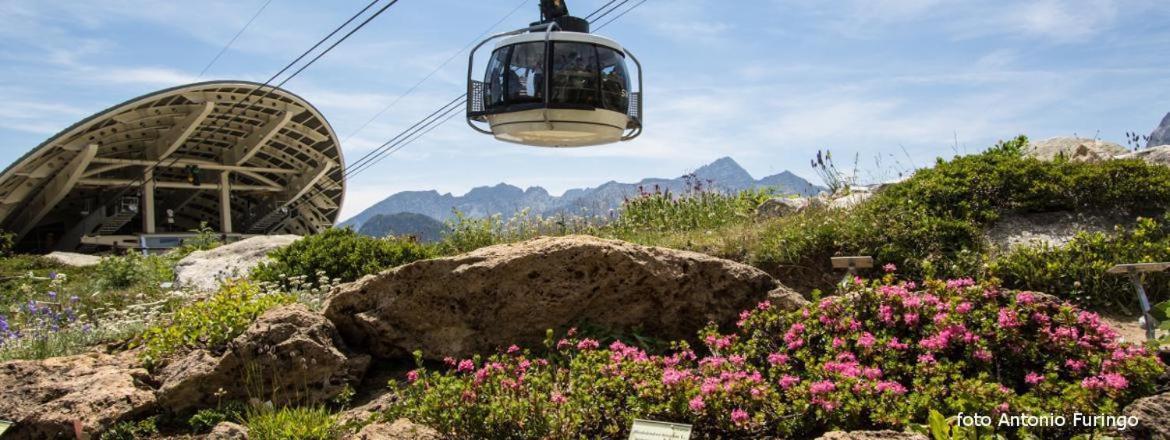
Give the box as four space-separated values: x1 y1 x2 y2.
629 419 693 440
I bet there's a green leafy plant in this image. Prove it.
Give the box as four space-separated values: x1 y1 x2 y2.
175 221 222 257
245 405 338 440
252 228 435 288
989 216 1170 310
136 280 294 367
99 417 158 440
388 276 1164 438
93 250 176 291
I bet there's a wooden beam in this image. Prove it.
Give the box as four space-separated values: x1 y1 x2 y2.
281 160 336 206
87 157 299 175
77 178 281 192
147 101 215 161
14 144 100 239
229 111 292 165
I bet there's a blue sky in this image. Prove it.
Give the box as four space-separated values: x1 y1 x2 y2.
2 0 1169 220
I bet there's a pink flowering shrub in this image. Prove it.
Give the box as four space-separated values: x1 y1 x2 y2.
386 278 1164 438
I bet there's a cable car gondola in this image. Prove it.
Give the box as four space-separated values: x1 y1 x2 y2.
466 0 643 147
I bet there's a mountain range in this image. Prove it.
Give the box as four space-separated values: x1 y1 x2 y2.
341 157 824 235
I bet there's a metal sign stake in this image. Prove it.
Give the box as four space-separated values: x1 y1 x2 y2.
1107 262 1170 341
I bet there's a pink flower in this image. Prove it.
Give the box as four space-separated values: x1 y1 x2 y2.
551 392 567 405
883 263 897 273
443 357 457 367
862 367 883 380
878 305 896 324
757 300 772 311
730 408 749 425
406 370 420 383
556 339 572 350
689 395 705 412
810 380 837 394
661 368 691 386
857 332 876 349
917 353 936 365
506 344 520 354
778 375 800 390
974 349 993 362
997 309 1019 328
767 352 789 366
945 278 975 289
1016 292 1037 305
1065 359 1086 372
955 302 973 314
457 359 475 373
832 337 845 349
903 313 920 326
576 338 600 351
875 381 907 395
1025 372 1044 385
887 338 909 350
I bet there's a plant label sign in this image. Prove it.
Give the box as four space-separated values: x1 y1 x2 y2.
629 419 693 440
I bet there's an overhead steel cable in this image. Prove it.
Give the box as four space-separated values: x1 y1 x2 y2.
341 0 531 145
593 0 648 31
100 0 399 214
198 0 276 78
276 0 642 227
583 0 620 20
585 0 630 26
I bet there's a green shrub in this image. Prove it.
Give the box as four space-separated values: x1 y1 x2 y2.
389 277 1164 438
878 136 1170 226
188 401 247 433
100 417 157 440
93 251 176 291
136 280 294 367
245 405 338 440
989 216 1170 310
437 212 507 255
174 221 223 258
610 187 771 234
0 230 13 256
252 228 435 288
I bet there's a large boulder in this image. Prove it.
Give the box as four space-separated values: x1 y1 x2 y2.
325 235 784 360
1148 112 1170 148
155 304 369 413
756 197 807 218
43 251 101 267
0 352 156 439
349 419 440 440
1117 144 1170 168
174 235 300 291
1024 137 1127 163
207 421 250 439
1122 391 1170 439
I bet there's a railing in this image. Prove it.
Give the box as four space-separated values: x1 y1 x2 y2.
628 92 641 121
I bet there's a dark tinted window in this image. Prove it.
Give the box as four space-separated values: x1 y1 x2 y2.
550 42 599 107
597 47 630 113
506 42 546 104
484 47 509 108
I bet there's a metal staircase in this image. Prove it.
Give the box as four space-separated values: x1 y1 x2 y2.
246 209 286 234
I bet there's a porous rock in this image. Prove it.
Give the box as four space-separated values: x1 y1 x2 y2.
207 421 249 439
756 197 807 218
1117 144 1170 168
0 351 156 439
1024 137 1126 163
155 304 369 413
1122 391 1170 439
348 419 440 440
174 235 300 291
324 235 783 360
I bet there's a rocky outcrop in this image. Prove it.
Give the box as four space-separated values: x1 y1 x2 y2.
1117 145 1170 168
325 235 782 360
985 211 1133 250
1148 112 1170 148
817 431 928 440
756 197 807 218
156 304 369 413
208 421 249 439
829 188 874 210
349 419 440 440
0 352 156 439
174 235 300 291
43 251 101 267
1122 392 1170 439
1025 137 1127 163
